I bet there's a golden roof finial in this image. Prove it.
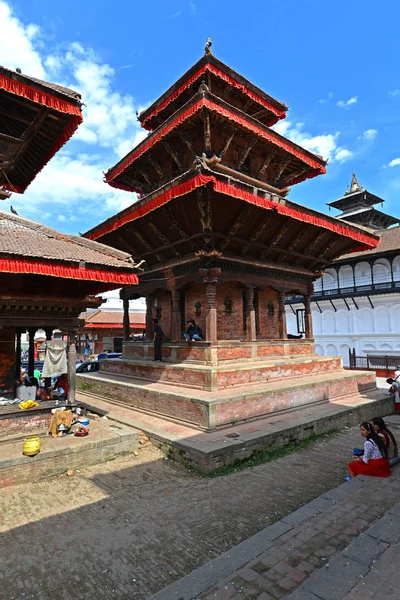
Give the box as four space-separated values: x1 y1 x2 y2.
205 37 213 55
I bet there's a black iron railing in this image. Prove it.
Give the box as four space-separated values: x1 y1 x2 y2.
348 349 400 376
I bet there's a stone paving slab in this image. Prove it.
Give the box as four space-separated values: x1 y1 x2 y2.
150 471 400 600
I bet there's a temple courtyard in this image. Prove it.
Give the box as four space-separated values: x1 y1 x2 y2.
1 418 399 600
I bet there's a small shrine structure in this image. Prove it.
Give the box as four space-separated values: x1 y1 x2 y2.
83 44 381 431
327 173 400 230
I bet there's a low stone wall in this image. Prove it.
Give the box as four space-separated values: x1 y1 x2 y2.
153 394 395 474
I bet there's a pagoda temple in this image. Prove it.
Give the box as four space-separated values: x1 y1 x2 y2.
82 44 382 432
327 173 400 230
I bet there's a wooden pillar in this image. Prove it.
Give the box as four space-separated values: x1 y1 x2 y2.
15 328 22 378
123 298 130 342
145 296 153 341
245 287 257 341
27 327 36 378
304 294 313 339
205 282 217 342
44 327 53 387
171 290 181 342
278 291 287 340
67 332 77 405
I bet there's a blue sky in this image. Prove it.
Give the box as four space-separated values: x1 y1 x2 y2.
1 0 400 234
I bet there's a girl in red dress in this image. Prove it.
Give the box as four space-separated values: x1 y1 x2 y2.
348 422 391 478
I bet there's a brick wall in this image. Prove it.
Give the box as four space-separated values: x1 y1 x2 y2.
216 282 244 340
258 287 280 338
0 413 50 439
0 326 16 397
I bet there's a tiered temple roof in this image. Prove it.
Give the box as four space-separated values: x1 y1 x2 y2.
0 65 82 193
327 173 400 230
87 48 379 284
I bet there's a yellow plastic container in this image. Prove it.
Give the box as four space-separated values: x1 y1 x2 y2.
23 436 41 457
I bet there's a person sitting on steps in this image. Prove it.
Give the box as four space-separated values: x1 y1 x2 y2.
371 417 398 460
348 422 391 478
184 319 203 344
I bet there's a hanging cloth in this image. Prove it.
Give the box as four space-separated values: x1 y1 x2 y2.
42 340 68 378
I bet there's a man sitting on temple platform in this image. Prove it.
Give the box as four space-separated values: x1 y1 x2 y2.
184 319 203 344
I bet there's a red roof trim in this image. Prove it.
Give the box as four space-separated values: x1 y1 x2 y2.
0 74 82 117
105 97 325 186
0 258 138 285
0 74 83 193
140 63 286 130
90 174 380 251
84 323 145 329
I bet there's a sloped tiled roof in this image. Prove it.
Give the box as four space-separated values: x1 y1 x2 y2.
83 310 145 325
335 225 400 262
0 211 136 269
0 65 81 101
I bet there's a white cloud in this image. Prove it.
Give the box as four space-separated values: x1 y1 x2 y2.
273 121 352 163
389 158 400 167
168 11 181 18
318 92 333 104
334 148 353 163
0 1 145 231
363 129 378 140
13 151 137 222
0 1 46 78
189 1 197 15
389 89 400 98
337 96 358 109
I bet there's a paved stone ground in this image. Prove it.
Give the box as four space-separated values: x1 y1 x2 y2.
194 474 400 600
0 425 393 600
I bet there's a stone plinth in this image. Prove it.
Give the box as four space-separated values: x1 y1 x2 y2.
77 369 377 431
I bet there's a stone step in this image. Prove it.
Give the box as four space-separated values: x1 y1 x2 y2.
77 368 377 431
100 355 343 391
77 386 395 473
0 419 139 488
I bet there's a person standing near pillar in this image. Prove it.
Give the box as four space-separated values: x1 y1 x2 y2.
153 318 164 362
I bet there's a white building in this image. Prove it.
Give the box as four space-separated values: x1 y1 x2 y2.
286 175 400 366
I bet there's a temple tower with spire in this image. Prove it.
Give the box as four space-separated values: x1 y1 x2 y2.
327 173 399 230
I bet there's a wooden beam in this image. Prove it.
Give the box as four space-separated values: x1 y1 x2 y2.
214 232 329 265
203 109 212 154
219 129 236 159
0 105 32 125
278 168 308 188
123 174 149 194
162 207 199 251
196 187 212 233
291 231 328 266
117 235 140 257
241 216 270 255
11 108 50 164
271 156 291 184
251 107 267 120
219 205 253 252
237 138 257 170
242 98 253 112
276 226 310 262
179 131 196 157
260 220 291 259
221 86 231 100
147 155 164 178
162 140 183 169
257 153 274 178
141 170 157 189
148 219 181 257
131 226 162 262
